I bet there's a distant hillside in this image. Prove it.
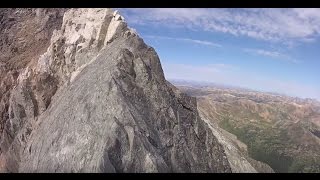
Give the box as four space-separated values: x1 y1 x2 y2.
175 81 320 173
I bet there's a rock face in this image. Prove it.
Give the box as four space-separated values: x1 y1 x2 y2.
0 8 233 172
176 83 320 173
0 8 67 172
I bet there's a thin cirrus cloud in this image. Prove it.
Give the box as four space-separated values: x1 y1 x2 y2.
243 48 301 64
120 8 320 44
144 35 222 47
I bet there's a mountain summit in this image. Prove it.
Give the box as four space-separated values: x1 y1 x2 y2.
0 8 237 173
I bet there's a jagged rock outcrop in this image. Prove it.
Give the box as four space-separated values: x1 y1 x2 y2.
0 8 233 173
0 8 67 172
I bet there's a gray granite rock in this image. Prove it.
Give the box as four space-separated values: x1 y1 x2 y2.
1 8 233 173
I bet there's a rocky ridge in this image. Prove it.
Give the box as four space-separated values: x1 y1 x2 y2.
0 8 67 171
0 8 235 173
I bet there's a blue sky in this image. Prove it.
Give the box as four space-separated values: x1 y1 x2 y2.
118 8 320 100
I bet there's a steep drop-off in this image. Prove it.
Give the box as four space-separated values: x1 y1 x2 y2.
0 8 234 173
177 83 320 173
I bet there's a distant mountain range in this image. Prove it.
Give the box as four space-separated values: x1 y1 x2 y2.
1 8 318 173
169 79 320 105
175 81 320 172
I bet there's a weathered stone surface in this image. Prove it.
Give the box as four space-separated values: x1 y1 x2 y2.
1 8 233 173
0 8 67 172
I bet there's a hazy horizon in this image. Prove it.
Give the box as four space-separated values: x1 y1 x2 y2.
167 78 320 101
119 8 320 101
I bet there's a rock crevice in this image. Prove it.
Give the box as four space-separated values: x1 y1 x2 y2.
1 8 233 173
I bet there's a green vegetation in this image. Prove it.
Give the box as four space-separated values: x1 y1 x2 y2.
219 115 320 173
289 157 320 173
179 85 320 173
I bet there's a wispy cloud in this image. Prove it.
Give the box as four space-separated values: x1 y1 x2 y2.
144 35 222 47
243 48 300 64
120 8 320 44
243 49 286 59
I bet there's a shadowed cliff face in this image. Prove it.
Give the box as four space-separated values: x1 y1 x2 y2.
0 8 233 173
